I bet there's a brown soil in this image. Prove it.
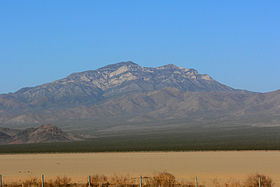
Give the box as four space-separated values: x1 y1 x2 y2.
0 151 280 186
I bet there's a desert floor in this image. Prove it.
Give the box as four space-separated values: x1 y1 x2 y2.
0 151 280 186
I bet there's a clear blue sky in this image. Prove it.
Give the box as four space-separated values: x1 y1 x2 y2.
0 0 279 93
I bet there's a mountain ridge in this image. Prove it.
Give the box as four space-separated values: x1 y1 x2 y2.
0 61 279 134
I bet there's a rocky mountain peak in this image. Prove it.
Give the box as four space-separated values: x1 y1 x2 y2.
6 62 234 108
67 62 213 85
97 61 141 72
156 64 182 70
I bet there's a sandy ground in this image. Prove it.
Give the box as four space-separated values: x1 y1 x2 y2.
1 151 280 186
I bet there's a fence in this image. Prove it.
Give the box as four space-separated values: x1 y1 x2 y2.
0 174 265 187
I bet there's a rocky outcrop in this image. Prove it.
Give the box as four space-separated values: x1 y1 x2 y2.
0 124 80 144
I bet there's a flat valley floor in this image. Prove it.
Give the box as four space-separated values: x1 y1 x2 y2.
1 151 280 186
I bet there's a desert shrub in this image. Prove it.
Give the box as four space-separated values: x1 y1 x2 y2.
182 180 205 187
47 176 72 187
211 178 242 187
110 175 133 186
88 175 109 187
180 181 198 187
212 178 222 187
22 177 40 187
149 172 176 187
224 178 242 187
6 182 24 187
244 174 273 187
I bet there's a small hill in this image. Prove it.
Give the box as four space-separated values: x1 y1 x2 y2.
0 124 80 144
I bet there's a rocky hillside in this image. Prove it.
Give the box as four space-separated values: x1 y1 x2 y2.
10 61 234 107
0 124 79 144
0 61 279 133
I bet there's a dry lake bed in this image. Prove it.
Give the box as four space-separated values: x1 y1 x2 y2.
1 151 280 186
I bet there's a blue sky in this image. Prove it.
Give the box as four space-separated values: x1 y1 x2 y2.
0 0 279 93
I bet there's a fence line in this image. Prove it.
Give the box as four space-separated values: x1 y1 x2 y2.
0 175 169 187
0 174 266 187
89 176 91 187
41 174 44 187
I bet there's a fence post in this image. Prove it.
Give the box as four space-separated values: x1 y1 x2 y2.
89 176 91 187
195 176 198 187
140 176 142 187
41 174 44 187
259 176 261 187
0 174 2 187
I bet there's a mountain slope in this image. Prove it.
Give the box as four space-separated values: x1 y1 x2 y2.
0 62 279 133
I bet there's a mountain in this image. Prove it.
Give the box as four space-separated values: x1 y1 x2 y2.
0 61 279 136
0 124 80 144
10 61 234 106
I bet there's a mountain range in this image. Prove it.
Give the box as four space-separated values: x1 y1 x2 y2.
0 61 280 138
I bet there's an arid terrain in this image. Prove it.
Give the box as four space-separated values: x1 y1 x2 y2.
1 62 280 135
1 151 280 186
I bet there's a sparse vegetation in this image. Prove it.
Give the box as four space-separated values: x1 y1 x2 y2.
21 177 40 187
223 178 242 187
148 172 176 187
51 176 72 187
0 173 274 187
88 174 109 187
209 174 273 187
2 126 280 153
244 174 273 187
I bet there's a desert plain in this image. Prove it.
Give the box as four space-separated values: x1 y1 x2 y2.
0 151 280 186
